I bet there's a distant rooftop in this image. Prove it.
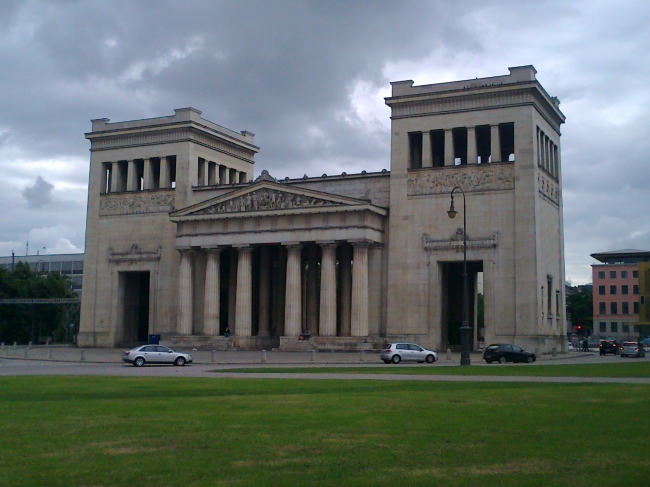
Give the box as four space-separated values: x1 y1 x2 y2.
591 249 650 264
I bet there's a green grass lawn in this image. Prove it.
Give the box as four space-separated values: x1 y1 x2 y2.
0 377 649 486
224 361 650 377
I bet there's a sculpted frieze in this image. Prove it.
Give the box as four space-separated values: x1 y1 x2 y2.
423 231 498 253
108 244 162 264
407 164 514 196
99 192 175 216
194 188 343 215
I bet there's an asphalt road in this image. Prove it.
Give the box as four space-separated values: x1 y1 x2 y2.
0 347 648 383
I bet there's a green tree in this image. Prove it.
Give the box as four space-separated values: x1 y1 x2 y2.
0 262 76 344
566 289 593 336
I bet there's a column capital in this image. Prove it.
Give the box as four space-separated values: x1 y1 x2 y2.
234 245 254 253
203 246 223 253
317 241 338 249
282 242 303 250
349 240 371 248
177 247 193 255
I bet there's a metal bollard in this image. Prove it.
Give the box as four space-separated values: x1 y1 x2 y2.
359 349 364 362
211 350 216 363
49 348 53 360
446 348 452 361
311 349 316 362
262 349 267 364
80 349 85 361
1 342 4 351
24 347 29 358
13 342 17 350
552 347 557 358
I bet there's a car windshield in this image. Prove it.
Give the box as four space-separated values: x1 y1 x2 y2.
486 345 498 350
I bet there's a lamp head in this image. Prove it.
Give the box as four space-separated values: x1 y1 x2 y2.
447 197 457 219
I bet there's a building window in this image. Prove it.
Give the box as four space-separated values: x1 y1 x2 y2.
622 323 629 333
610 285 617 295
634 302 639 314
408 132 423 169
633 270 638 278
611 322 618 333
600 322 606 333
598 271 605 279
621 271 628 278
622 302 629 314
633 285 639 294
599 285 606 295
634 325 640 333
610 271 617 279
622 285 628 295
599 302 606 314
610 302 617 315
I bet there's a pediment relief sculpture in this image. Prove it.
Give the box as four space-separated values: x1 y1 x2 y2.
193 188 344 215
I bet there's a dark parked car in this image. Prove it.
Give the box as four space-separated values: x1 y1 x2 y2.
599 339 619 356
483 344 536 364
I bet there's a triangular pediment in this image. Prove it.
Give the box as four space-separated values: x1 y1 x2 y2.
170 180 383 219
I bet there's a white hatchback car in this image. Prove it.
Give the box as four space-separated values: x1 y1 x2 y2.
380 343 438 364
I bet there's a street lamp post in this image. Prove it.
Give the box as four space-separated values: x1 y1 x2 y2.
447 186 471 366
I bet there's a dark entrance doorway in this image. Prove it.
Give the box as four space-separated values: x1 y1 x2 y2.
441 261 483 350
121 271 150 345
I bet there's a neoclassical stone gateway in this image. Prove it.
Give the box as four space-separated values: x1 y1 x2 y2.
79 65 567 353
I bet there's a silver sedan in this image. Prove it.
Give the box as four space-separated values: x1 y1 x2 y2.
122 345 193 367
380 343 438 364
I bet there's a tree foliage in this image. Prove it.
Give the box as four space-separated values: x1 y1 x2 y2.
0 263 77 344
566 289 593 335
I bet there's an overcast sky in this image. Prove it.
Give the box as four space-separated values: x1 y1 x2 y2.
1 0 648 284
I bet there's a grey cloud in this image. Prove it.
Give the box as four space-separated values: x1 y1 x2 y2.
21 176 54 208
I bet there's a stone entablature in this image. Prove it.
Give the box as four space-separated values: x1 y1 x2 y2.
407 163 514 196
422 230 498 253
99 191 175 216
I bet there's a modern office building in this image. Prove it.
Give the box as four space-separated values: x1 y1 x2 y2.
0 253 84 294
591 249 650 339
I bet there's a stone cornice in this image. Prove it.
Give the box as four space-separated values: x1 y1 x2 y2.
87 124 257 162
388 84 564 133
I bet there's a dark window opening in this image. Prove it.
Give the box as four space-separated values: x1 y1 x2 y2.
102 162 112 193
599 285 605 295
219 165 227 184
430 130 444 167
208 162 217 185
598 271 605 279
499 123 515 161
633 270 638 278
622 302 629 315
621 271 628 278
611 322 618 333
117 161 128 192
239 171 247 183
408 132 423 169
169 156 177 189
599 302 606 314
452 127 467 165
547 276 553 315
610 270 616 279
198 157 206 186
633 285 638 294
610 285 617 295
229 168 237 184
151 159 160 189
475 125 491 164
136 159 145 191
622 285 628 295
634 302 639 314
599 322 606 333
610 302 617 315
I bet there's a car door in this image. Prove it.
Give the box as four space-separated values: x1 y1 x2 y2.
396 343 410 361
409 344 425 361
139 345 157 362
156 346 174 363
501 344 513 362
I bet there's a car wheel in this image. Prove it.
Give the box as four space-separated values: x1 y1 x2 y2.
175 356 186 366
526 356 534 364
391 354 401 364
499 356 507 364
134 357 145 367
425 354 435 364
486 359 493 364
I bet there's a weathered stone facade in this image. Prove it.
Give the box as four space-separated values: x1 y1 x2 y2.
79 66 567 354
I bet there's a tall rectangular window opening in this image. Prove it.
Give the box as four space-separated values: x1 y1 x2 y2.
117 161 128 192
556 290 560 320
152 158 160 189
219 165 227 185
599 322 606 333
208 162 217 186
169 156 177 189
611 322 618 333
229 168 237 184
408 132 423 169
197 157 205 186
430 130 444 167
239 171 247 183
499 123 515 161
475 125 491 164
622 302 629 314
599 302 606 314
136 159 144 191
634 302 639 314
102 162 112 193
610 302 617 315
547 276 553 316
452 127 467 165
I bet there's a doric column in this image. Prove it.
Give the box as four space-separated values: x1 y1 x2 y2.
319 242 337 337
339 243 352 336
228 248 237 332
491 125 501 163
127 160 137 191
351 241 369 337
421 131 432 168
444 129 454 166
467 127 477 164
160 156 170 189
306 244 319 335
143 158 153 190
177 249 193 335
284 244 303 336
203 248 221 336
235 246 253 337
258 246 271 337
224 166 230 184
111 162 120 192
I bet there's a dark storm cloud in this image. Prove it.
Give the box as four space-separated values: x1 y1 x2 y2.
0 0 649 282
